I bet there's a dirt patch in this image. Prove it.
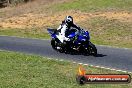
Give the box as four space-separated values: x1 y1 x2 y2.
0 10 131 29
0 11 89 29
93 11 132 22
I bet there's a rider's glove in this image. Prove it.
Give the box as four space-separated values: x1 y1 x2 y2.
65 37 70 41
67 38 71 41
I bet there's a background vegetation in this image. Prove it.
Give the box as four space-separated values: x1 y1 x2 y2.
0 0 33 7
0 0 131 48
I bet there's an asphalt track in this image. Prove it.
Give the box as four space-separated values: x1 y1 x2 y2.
0 36 132 72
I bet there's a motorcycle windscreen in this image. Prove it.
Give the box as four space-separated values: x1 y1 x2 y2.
78 36 87 41
80 31 90 41
85 31 90 40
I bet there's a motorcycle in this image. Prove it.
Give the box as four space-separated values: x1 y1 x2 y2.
47 28 97 56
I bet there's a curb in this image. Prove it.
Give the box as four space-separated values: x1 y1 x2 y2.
48 58 132 74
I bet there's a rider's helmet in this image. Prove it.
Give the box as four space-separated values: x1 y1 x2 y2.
65 16 73 25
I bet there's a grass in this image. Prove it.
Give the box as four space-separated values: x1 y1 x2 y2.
0 28 50 39
0 50 132 88
51 0 132 12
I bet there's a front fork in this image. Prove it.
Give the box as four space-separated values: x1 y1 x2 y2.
78 41 90 54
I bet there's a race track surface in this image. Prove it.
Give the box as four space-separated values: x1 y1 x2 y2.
0 36 132 72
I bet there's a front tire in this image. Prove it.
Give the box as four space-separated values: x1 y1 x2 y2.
88 42 97 56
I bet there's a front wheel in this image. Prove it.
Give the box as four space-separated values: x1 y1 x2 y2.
88 42 97 56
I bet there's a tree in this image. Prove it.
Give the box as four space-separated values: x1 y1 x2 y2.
0 0 8 8
0 0 33 8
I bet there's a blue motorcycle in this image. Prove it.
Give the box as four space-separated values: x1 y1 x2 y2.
47 28 97 56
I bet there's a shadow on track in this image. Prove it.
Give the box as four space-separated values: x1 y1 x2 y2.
95 54 107 57
65 51 107 57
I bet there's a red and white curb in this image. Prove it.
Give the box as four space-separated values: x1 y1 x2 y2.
47 58 132 74
75 62 132 74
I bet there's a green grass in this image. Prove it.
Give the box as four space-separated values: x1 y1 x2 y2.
0 50 132 88
0 28 50 39
51 0 132 12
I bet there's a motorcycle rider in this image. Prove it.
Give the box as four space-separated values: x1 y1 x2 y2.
56 16 81 43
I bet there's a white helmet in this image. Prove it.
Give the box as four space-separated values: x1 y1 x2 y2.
65 16 73 25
